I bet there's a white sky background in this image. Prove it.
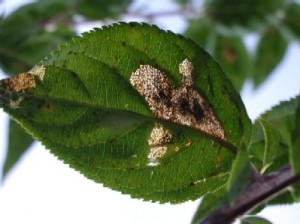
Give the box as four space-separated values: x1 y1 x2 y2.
0 0 300 224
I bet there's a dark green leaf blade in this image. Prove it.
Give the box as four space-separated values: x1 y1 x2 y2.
249 96 300 205
214 35 250 91
285 3 300 40
241 216 273 224
2 119 33 180
204 0 285 30
226 149 252 203
0 23 251 203
291 97 300 173
191 191 227 224
249 96 299 174
77 0 133 20
258 119 280 173
253 28 288 87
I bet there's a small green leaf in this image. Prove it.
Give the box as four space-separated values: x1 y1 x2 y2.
214 35 250 91
249 96 299 173
0 23 251 203
191 191 227 224
184 19 214 48
226 149 252 203
2 119 33 180
253 28 288 87
77 0 132 20
204 0 285 29
257 119 280 173
284 3 300 40
241 216 273 224
291 97 300 173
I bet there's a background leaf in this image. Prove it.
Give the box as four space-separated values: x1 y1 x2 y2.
214 34 250 91
2 119 33 179
191 190 227 224
257 119 280 173
226 149 252 203
0 1 75 74
248 96 300 205
76 0 133 20
253 28 288 87
291 97 300 173
0 23 251 203
204 0 286 30
284 3 300 40
241 216 273 224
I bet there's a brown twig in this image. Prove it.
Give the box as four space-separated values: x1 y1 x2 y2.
200 165 300 224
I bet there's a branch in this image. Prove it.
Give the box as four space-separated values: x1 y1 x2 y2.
200 165 300 224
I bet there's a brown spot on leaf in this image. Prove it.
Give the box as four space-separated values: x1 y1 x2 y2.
3 73 36 92
222 43 237 63
130 59 225 140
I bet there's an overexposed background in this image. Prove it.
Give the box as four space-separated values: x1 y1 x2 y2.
0 1 300 224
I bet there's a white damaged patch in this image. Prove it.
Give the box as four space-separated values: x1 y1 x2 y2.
9 96 24 109
130 59 225 140
147 123 172 164
29 65 45 81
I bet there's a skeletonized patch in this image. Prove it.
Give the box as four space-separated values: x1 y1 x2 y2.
29 65 45 81
130 59 225 140
2 73 36 92
147 123 172 165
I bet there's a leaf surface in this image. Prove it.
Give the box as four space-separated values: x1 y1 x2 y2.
0 23 251 203
253 28 288 87
2 119 33 179
249 96 300 205
241 216 273 224
291 97 300 173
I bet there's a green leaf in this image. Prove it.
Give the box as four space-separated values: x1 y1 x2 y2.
253 28 288 87
249 96 299 173
191 190 227 224
226 149 252 203
284 3 300 40
241 216 273 224
204 0 285 30
249 96 300 205
77 0 132 20
184 19 214 49
257 119 280 173
291 97 300 173
2 119 33 180
0 23 251 203
0 1 75 74
214 35 250 91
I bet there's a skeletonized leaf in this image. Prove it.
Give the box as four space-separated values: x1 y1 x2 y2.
0 23 251 203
